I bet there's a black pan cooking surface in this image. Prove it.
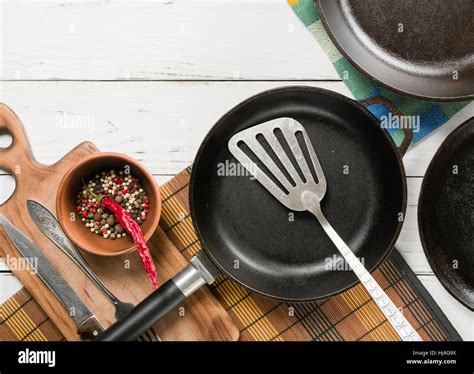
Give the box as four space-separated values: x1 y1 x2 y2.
419 118 474 310
190 86 406 301
316 0 474 101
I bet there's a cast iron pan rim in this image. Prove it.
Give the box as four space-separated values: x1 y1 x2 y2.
418 117 474 311
315 0 474 102
189 85 407 302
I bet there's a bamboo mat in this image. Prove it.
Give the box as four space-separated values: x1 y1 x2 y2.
0 167 461 341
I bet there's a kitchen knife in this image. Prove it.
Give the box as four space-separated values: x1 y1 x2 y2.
0 213 104 339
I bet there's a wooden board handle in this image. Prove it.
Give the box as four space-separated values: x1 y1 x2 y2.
0 103 35 174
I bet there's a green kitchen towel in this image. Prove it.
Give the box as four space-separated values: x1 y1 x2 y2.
289 0 471 147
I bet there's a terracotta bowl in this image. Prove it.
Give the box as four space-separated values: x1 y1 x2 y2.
56 152 161 256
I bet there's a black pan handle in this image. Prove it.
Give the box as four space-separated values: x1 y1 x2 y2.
97 253 218 341
97 279 187 341
360 96 413 157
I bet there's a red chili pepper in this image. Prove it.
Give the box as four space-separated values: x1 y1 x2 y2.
101 197 158 289
82 178 158 289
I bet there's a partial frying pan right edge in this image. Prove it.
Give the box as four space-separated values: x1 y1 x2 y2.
418 117 474 310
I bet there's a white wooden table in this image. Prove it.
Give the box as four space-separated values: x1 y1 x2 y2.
0 0 472 340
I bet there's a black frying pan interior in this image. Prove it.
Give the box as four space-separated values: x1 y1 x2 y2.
190 86 406 301
418 118 474 310
316 0 474 101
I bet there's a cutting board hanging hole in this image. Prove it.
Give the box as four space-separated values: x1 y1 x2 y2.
0 132 13 148
0 169 16 205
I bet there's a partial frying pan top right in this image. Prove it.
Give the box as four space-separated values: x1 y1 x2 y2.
418 118 474 311
316 0 474 101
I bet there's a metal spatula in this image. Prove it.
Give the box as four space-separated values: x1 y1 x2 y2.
228 117 421 341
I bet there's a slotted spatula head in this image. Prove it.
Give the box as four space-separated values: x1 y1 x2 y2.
228 117 327 211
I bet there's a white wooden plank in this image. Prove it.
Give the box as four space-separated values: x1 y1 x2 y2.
0 258 9 271
417 275 473 341
396 177 431 274
0 81 351 175
0 273 23 304
0 0 337 81
0 173 15 204
1 81 471 177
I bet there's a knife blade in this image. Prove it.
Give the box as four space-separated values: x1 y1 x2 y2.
0 213 103 339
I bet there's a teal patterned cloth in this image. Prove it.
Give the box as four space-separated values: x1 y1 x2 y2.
289 0 470 147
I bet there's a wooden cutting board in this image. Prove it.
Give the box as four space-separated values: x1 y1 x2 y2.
0 103 239 341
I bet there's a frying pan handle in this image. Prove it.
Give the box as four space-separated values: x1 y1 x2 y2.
97 279 188 341
360 96 413 157
96 258 212 341
0 103 36 173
